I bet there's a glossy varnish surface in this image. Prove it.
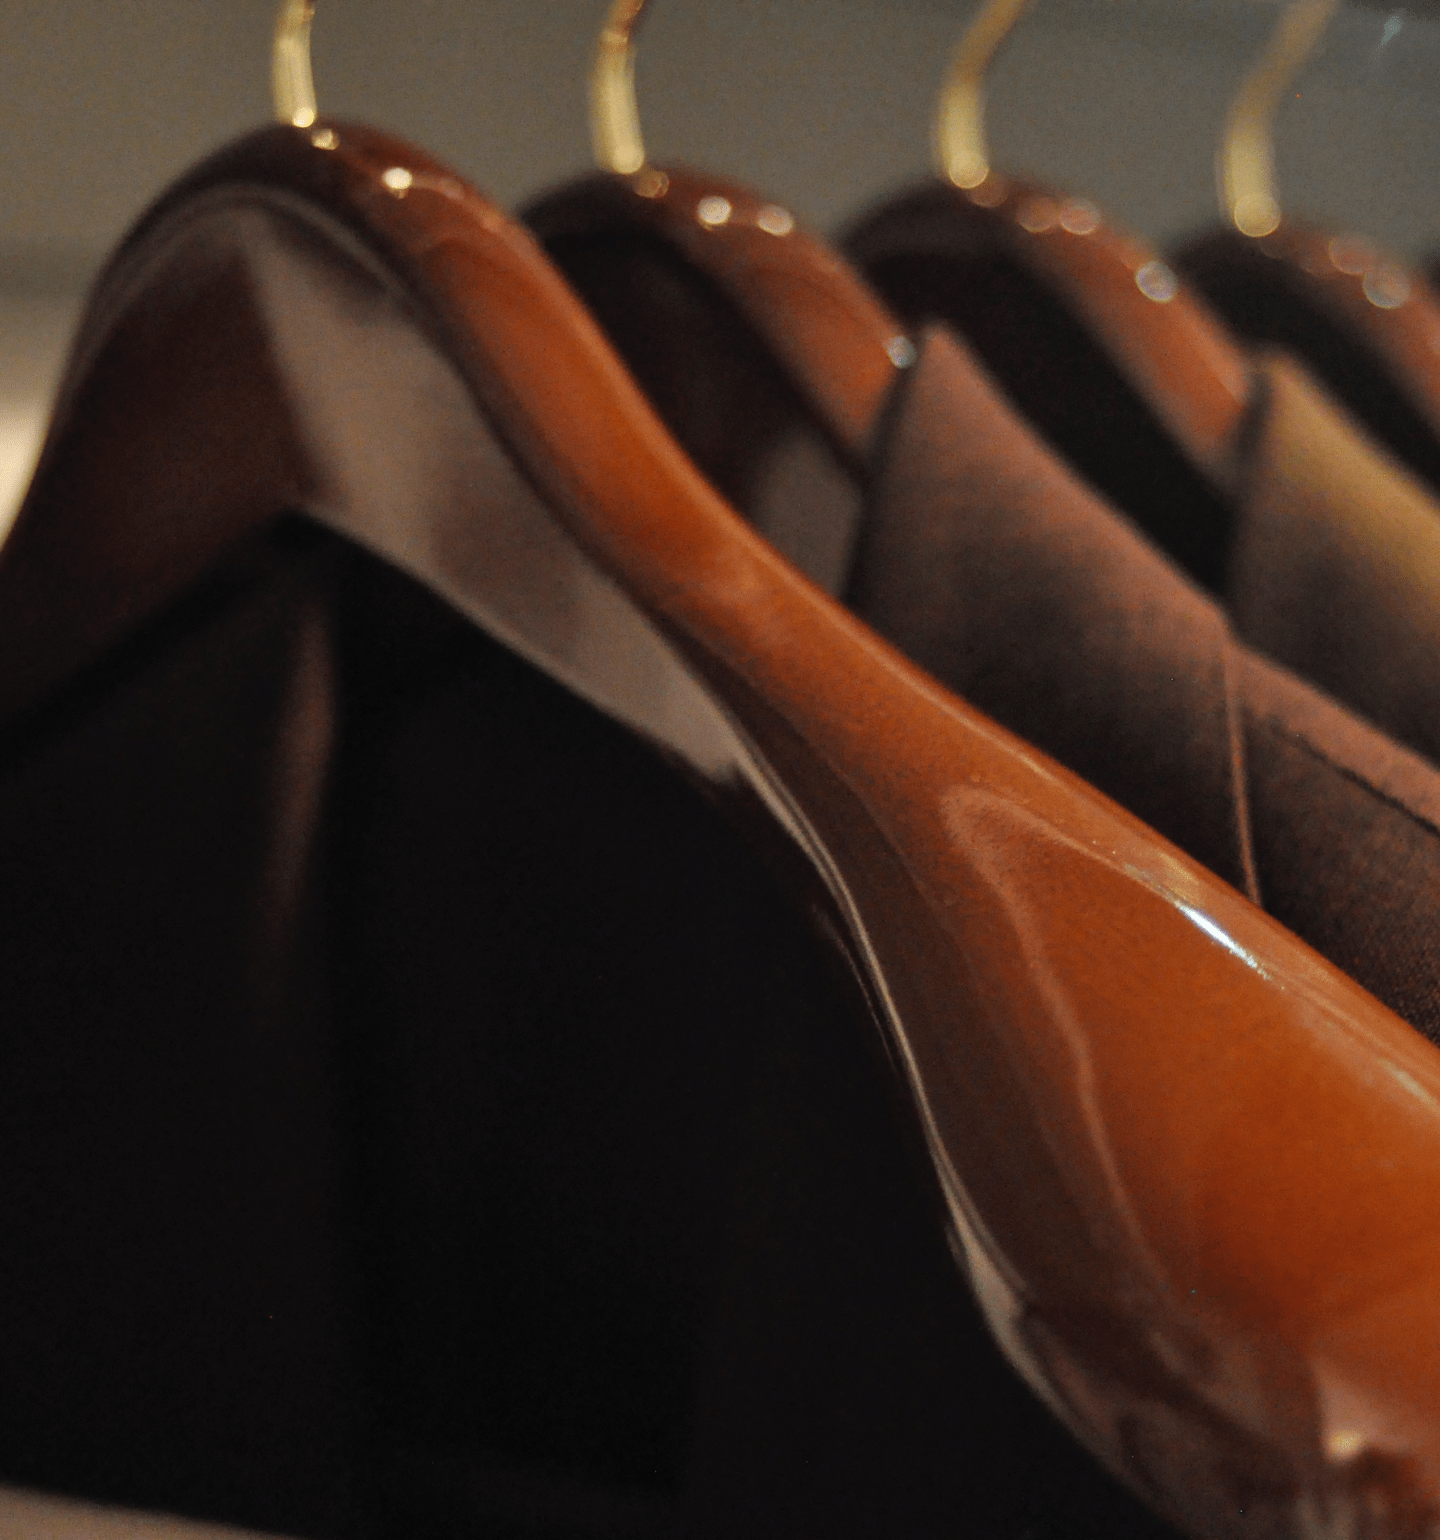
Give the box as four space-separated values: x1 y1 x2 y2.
6 124 1440 1537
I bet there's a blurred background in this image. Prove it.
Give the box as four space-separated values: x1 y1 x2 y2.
3 0 1438 522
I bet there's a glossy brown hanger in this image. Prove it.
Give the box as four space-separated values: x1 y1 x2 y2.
9 12 1440 1535
1172 0 1440 495
837 0 1254 591
524 0 908 596
582 0 913 469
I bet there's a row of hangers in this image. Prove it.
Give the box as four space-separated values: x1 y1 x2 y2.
8 2 1440 1536
918 0 1440 526
549 0 1440 776
545 0 1440 610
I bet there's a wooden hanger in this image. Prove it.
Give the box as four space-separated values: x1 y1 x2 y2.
838 0 1254 592
7 5 1440 1529
524 0 909 596
1172 0 1440 496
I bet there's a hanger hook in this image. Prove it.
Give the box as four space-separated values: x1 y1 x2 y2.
935 0 1033 189
273 0 318 129
1219 0 1339 237
591 0 651 175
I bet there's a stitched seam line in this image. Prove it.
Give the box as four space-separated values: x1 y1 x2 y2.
1272 726 1440 845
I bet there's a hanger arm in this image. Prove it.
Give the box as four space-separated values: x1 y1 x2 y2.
10 123 1440 1534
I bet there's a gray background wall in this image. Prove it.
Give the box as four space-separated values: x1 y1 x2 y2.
2 0 1439 278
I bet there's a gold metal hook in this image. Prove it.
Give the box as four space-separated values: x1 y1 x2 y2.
273 0 318 129
591 0 652 176
935 0 1033 189
1219 0 1339 237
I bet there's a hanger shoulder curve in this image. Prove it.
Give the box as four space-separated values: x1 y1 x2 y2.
525 165 909 468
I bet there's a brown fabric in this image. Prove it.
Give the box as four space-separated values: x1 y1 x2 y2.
1230 351 1440 771
849 325 1440 1046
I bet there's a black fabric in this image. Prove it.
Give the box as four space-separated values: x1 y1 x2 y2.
0 518 1185 1540
323 542 806 1508
0 518 787 1535
674 940 1184 1540
0 524 364 1537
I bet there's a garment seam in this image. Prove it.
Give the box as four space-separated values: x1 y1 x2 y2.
1261 721 1440 845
